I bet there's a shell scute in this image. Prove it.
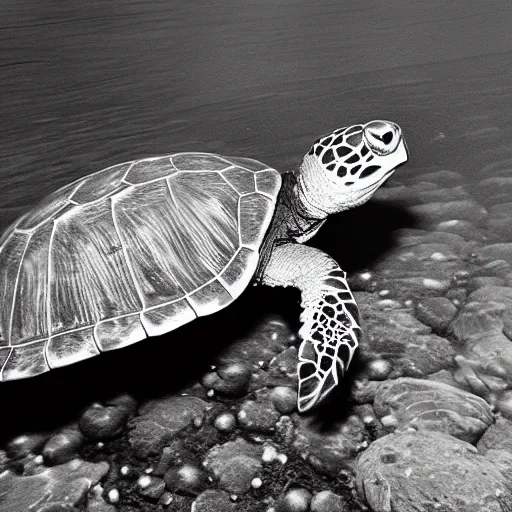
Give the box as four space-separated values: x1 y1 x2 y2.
225 156 269 171
219 247 259 300
256 169 281 197
125 156 177 184
71 163 130 204
51 199 142 334
95 314 146 352
47 327 99 369
2 340 48 381
239 193 274 249
187 279 232 317
142 299 197 338
221 167 256 195
17 179 82 231
171 153 230 171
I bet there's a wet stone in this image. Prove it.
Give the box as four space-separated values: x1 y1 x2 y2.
475 243 512 265
191 489 237 512
408 199 488 226
435 219 487 241
292 414 366 476
270 386 298 414
204 438 262 494
276 488 312 512
416 185 470 204
201 362 252 396
6 432 49 459
80 402 130 440
414 296 458 332
128 396 209 458
310 490 348 512
164 462 208 496
477 416 512 455
237 398 280 433
137 475 166 501
0 459 109 512
42 425 84 466
476 177 512 205
467 276 505 292
356 431 512 512
473 259 512 278
373 378 493 443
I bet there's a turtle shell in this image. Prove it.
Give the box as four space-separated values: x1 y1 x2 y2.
0 153 281 381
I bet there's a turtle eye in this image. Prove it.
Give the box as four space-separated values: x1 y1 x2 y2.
363 121 401 156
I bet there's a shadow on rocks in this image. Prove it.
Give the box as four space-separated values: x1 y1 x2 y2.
312 200 417 272
0 286 299 444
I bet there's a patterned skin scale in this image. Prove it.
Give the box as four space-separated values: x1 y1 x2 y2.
0 120 408 414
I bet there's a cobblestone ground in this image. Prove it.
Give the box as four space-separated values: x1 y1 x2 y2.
3 160 512 511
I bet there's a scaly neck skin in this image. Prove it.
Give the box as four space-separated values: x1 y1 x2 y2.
281 171 327 244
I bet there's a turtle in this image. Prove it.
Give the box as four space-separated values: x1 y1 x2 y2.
0 120 408 413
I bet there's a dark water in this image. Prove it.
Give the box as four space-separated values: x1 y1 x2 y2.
1 0 512 235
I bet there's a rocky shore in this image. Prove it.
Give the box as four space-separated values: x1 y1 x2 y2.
3 159 512 511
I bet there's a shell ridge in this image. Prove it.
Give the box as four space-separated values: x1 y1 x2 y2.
110 197 147 318
7 234 32 345
44 221 57 369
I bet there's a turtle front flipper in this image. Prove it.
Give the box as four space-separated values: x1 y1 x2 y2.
260 243 362 412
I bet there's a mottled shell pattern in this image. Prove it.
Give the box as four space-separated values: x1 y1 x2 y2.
0 153 281 381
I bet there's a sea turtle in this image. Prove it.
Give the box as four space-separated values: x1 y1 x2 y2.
0 120 408 412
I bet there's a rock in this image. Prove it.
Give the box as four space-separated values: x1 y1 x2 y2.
128 396 209 458
292 414 366 475
408 199 488 226
373 185 419 205
270 386 298 414
373 378 493 443
42 425 84 466
310 490 347 512
204 438 262 494
476 177 512 205
80 402 130 440
417 185 470 204
87 485 117 512
356 431 512 512
191 490 236 512
467 276 506 292
237 398 280 433
201 362 252 396
475 244 512 265
365 359 392 381
137 475 166 501
414 169 464 186
414 296 458 332
477 416 512 454
435 219 486 241
104 393 138 417
6 432 49 459
0 459 109 512
213 412 237 433
473 259 512 279
276 488 312 512
477 158 512 179
164 463 207 496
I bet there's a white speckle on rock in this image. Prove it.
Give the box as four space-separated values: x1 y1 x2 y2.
381 414 398 427
423 278 447 290
108 488 120 504
360 272 372 280
251 477 263 488
404 299 413 307
96 442 104 449
379 289 390 297
120 466 129 476
430 252 448 261
262 445 278 462
230 494 238 501
258 360 265 366
271 332 278 341
207 389 214 397
138 475 151 488
289 334 297 342
404 467 412 478
278 453 288 465
145 467 153 474
34 455 43 465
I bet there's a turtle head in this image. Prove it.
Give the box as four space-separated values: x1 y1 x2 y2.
297 120 408 218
